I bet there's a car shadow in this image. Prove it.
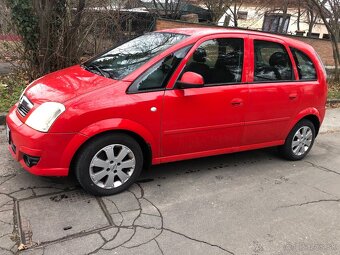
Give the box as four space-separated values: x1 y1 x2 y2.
138 147 285 184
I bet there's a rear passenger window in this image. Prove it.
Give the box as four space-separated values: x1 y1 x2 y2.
254 40 294 82
184 38 244 85
290 48 317 80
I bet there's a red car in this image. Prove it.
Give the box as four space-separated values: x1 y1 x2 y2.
6 28 327 195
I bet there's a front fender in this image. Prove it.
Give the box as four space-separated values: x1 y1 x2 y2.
60 118 158 173
79 118 157 152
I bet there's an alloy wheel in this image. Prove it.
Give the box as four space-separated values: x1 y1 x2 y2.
291 126 313 156
89 144 135 189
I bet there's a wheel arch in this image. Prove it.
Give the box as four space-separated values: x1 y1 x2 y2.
302 114 320 136
288 108 321 138
69 129 152 176
67 118 156 176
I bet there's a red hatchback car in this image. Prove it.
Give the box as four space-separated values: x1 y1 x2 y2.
6 28 327 195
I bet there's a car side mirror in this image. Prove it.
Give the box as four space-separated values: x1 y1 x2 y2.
177 72 204 89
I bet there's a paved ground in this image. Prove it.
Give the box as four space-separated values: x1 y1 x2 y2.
0 109 340 255
0 63 13 75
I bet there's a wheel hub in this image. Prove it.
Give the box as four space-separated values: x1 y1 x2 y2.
291 126 313 156
89 144 136 189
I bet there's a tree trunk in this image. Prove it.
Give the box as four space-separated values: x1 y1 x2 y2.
278 0 288 34
297 3 301 31
63 0 85 66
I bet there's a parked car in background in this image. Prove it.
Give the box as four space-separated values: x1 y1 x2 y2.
6 28 327 195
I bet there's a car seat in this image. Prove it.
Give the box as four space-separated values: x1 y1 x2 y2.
185 48 210 83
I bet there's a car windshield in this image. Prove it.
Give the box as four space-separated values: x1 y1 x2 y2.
83 32 188 80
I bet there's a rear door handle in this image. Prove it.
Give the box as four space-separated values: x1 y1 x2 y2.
289 93 298 100
231 98 243 106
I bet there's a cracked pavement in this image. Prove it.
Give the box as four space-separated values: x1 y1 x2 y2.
0 108 340 255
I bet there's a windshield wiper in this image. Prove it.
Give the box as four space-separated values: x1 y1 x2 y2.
82 64 113 79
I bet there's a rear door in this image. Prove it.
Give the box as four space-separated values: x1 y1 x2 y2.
242 35 300 146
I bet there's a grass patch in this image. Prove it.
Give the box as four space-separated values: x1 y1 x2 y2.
328 80 340 100
0 73 28 113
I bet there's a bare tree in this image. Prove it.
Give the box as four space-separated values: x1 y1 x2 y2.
3 0 142 80
310 0 340 81
202 0 229 23
142 0 183 19
225 0 246 27
304 0 319 37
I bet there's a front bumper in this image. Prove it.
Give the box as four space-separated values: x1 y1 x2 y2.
6 106 87 176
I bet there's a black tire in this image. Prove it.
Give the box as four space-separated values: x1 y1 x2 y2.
75 133 143 196
279 119 316 161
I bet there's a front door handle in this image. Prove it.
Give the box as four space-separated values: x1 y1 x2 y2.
289 93 298 100
231 98 243 106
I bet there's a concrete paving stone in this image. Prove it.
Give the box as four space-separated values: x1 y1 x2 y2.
100 227 118 241
0 195 12 208
18 191 109 243
0 248 13 255
0 222 12 238
43 233 104 255
103 192 140 213
33 187 65 196
102 198 119 215
0 210 13 225
111 210 140 227
0 234 14 251
127 184 142 199
156 229 228 255
123 226 161 248
0 172 75 195
20 248 44 255
134 213 162 229
110 212 123 226
101 228 135 250
10 189 34 200
139 198 161 216
96 239 161 255
119 211 141 226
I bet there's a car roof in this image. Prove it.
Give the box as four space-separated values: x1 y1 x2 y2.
159 27 314 51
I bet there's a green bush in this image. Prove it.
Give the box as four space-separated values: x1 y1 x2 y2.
0 73 27 112
328 80 340 100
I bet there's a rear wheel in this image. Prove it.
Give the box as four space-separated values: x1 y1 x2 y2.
75 133 143 196
279 119 316 161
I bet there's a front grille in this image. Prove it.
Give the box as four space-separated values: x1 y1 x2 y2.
18 103 30 116
17 95 33 117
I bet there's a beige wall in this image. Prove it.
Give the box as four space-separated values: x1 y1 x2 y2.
218 5 328 38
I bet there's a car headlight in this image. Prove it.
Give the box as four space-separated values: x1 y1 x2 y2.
25 102 65 132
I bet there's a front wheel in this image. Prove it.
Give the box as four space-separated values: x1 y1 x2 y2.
279 119 316 161
75 133 143 196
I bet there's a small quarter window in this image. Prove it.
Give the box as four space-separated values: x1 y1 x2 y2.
254 40 294 82
128 46 191 93
290 47 317 80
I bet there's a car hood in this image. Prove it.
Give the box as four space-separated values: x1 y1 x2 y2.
25 65 118 104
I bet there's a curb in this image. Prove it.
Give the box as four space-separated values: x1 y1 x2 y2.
0 99 340 126
327 99 340 104
0 113 5 126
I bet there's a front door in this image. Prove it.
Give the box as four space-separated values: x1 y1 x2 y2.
161 35 249 161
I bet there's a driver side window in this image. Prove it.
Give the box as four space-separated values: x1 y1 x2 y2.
128 46 191 93
183 38 244 85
